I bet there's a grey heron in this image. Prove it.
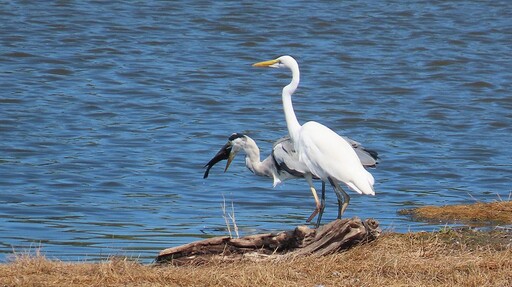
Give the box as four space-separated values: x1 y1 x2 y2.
204 133 378 226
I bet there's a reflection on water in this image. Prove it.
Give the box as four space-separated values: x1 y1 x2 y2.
1 1 511 262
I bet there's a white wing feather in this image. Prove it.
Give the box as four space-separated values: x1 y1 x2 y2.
298 122 375 195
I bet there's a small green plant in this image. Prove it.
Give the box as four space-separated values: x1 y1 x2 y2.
438 224 455 235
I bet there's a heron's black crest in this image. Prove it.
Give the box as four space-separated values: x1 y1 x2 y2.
229 133 245 141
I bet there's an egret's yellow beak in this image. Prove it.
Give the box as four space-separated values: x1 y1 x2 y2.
252 59 279 67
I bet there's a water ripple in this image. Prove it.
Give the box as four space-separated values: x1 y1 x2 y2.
1 0 511 262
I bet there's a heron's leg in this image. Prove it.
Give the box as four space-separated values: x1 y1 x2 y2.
328 177 344 218
328 178 350 218
315 181 326 228
334 181 350 217
305 174 322 223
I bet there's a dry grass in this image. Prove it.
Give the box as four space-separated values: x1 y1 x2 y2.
399 200 512 226
2 201 511 286
1 229 511 287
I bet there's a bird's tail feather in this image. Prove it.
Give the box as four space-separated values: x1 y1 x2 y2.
347 170 375 195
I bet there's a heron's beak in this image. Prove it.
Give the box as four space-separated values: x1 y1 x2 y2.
224 152 235 172
252 59 279 67
203 142 232 179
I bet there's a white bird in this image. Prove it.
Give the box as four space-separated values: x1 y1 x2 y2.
253 55 376 218
204 133 378 226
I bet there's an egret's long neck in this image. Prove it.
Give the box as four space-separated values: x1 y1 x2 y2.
282 63 301 141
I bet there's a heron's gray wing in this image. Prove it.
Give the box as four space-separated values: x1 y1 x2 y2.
342 136 379 168
354 148 379 167
272 135 291 149
272 137 308 178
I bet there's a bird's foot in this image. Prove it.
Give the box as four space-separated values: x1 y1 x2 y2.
305 210 318 223
305 204 325 225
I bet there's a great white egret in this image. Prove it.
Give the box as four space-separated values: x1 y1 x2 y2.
204 133 378 226
253 55 376 218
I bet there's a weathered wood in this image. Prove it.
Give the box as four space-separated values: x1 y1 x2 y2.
156 217 380 264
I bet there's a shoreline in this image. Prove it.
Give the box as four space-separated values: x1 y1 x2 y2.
1 201 511 287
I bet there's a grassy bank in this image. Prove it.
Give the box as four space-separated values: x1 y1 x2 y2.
1 201 511 287
399 200 512 226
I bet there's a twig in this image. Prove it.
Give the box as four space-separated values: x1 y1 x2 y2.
228 201 239 239
221 195 232 238
466 192 479 202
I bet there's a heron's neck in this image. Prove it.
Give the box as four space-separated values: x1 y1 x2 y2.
246 156 274 178
243 140 270 177
282 66 301 141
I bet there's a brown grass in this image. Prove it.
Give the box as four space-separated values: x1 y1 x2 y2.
1 229 511 287
399 200 512 226
2 201 511 286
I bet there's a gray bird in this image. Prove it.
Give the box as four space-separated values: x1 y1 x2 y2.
204 133 378 227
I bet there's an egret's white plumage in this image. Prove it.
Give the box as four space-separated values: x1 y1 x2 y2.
253 55 376 217
299 121 375 195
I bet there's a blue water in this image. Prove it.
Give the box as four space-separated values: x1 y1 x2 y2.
1 1 511 262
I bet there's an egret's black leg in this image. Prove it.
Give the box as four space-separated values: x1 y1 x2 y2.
315 181 326 228
337 198 342 219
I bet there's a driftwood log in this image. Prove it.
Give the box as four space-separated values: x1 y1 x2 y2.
156 217 380 264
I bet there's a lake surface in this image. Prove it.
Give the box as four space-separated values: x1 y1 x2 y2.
1 1 511 262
